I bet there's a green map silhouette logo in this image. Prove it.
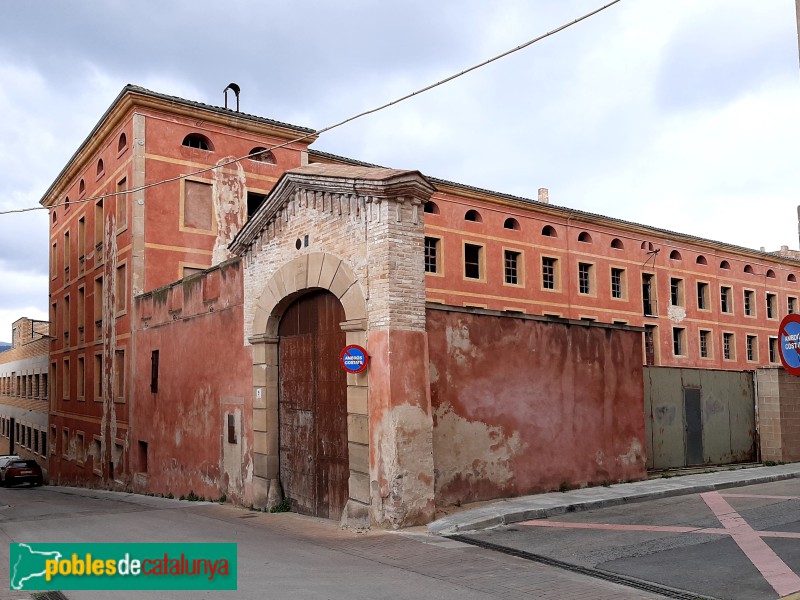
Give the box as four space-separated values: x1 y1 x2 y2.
8 542 236 590
10 543 62 590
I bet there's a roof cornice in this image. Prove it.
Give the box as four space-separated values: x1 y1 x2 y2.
40 85 317 207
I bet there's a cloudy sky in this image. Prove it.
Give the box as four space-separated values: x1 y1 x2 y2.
0 0 798 342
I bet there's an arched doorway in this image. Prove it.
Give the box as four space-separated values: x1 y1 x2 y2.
278 289 349 519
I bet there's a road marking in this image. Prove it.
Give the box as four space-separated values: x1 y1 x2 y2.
701 491 800 597
520 491 800 598
722 494 799 500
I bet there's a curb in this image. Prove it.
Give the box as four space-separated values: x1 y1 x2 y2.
428 468 800 535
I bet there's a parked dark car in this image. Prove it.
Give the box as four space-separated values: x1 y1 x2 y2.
0 459 43 487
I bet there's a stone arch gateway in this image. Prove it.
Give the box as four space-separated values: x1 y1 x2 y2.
231 163 437 527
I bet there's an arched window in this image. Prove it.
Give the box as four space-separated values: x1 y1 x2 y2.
641 241 654 251
96 159 104 177
720 260 731 270
79 179 86 195
611 238 624 250
118 133 127 153
248 147 276 164
503 217 520 230
578 231 592 243
424 201 439 215
541 225 557 237
182 133 212 151
696 255 708 265
669 250 681 260
744 265 754 274
464 210 482 223
766 269 776 279
789 274 797 283
52 209 57 224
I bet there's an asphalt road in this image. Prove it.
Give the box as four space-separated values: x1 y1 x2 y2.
461 479 800 600
0 483 670 600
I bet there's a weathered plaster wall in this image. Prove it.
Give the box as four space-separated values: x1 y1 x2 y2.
132 259 252 503
427 307 647 506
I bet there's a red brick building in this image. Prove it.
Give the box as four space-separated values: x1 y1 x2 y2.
40 85 799 524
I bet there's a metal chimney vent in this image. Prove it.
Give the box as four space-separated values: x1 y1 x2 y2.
224 83 241 111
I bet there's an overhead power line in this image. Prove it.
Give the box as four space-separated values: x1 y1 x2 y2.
0 0 623 217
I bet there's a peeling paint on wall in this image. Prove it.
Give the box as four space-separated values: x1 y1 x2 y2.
101 213 118 482
433 402 524 499
372 404 435 529
212 159 246 265
668 305 686 323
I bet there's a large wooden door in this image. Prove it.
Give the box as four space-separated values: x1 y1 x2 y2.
278 290 349 520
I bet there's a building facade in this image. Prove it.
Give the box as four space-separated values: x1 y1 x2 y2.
40 85 800 525
0 318 51 475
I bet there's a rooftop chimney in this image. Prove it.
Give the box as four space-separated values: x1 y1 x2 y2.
538 188 549 204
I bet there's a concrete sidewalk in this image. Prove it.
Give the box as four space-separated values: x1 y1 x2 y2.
428 463 800 535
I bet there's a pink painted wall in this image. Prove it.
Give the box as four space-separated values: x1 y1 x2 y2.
427 306 647 507
132 259 252 503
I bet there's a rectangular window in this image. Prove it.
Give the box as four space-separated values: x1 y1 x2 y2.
114 350 125 401
63 295 70 345
51 242 57 278
183 180 213 230
699 330 710 358
670 277 683 306
746 335 757 362
611 268 624 299
50 362 57 405
94 354 103 401
64 230 70 277
227 414 237 444
150 350 159 394
424 237 439 274
723 332 734 360
116 177 128 229
721 286 732 313
697 282 709 310
464 244 482 280
578 263 591 295
672 328 685 356
63 359 70 400
744 290 754 316
94 276 104 328
94 199 104 249
62 428 69 459
78 217 86 258
138 440 148 473
41 431 47 456
76 432 85 465
542 257 557 290
766 293 777 319
642 274 655 316
41 373 48 400
116 264 127 314
769 337 778 363
93 438 102 474
504 250 520 285
789 297 797 315
247 191 267 218
77 357 85 401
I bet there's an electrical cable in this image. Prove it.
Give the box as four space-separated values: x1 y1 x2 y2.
0 0 623 217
